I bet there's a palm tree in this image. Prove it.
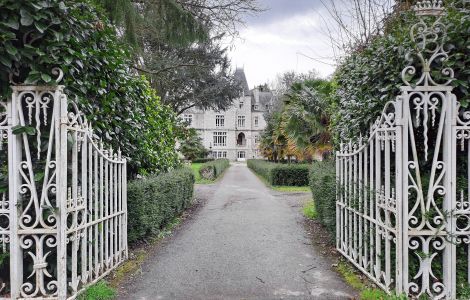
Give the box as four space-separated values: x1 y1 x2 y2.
281 79 333 161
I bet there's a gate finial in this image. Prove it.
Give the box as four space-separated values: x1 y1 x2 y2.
413 0 444 16
401 0 453 87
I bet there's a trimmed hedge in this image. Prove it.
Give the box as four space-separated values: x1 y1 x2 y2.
127 167 195 244
247 159 310 186
199 159 230 180
309 160 336 237
192 158 214 163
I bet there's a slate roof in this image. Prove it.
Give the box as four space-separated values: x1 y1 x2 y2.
234 68 250 94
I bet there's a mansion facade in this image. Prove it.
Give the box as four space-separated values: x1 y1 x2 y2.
183 68 273 161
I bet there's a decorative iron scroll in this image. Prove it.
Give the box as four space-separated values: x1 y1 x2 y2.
336 1 469 299
3 81 127 300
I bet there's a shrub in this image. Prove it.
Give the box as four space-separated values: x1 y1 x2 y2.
192 158 214 163
309 160 336 237
127 167 194 243
199 159 229 180
0 0 180 177
247 159 310 186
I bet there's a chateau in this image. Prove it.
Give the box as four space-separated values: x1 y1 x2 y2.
183 68 274 161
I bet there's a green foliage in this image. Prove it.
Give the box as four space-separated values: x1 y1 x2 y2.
78 281 116 300
247 159 310 186
0 0 180 176
360 289 408 300
309 160 336 237
302 200 317 219
260 74 333 161
198 159 230 180
127 167 195 243
191 158 214 163
332 1 470 142
178 127 208 160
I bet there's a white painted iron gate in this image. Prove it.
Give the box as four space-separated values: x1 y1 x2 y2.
336 1 469 299
0 77 128 299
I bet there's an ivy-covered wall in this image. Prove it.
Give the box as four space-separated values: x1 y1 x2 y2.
0 0 180 176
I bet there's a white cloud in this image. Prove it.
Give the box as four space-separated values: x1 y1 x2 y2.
229 8 336 88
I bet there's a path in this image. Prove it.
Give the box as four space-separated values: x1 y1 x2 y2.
118 164 356 300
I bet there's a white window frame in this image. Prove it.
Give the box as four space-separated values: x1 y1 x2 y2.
254 116 259 127
237 115 246 128
254 135 259 144
213 131 227 146
237 151 246 159
215 115 225 127
183 114 193 125
215 151 227 158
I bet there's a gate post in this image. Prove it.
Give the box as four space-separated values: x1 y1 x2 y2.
8 87 23 299
394 95 404 294
57 86 68 299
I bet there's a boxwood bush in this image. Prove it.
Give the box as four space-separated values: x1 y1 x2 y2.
192 158 214 163
309 160 336 237
127 167 195 244
247 159 310 186
199 159 229 180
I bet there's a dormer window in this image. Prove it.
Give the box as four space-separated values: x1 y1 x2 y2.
254 105 259 110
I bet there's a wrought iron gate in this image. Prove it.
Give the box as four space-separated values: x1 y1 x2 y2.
336 1 469 299
0 78 128 299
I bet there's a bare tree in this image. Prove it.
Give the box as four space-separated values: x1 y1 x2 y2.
319 0 397 58
174 0 265 38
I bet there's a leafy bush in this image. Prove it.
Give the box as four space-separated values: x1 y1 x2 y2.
127 167 194 243
199 159 229 180
247 159 310 186
0 0 180 176
192 158 214 163
309 160 336 237
331 2 470 143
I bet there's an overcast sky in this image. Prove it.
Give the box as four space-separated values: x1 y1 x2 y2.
229 0 337 88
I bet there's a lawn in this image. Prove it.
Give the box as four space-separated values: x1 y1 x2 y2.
190 163 214 184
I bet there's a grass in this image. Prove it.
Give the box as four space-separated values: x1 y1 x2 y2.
273 185 310 192
190 163 214 184
78 281 115 300
335 261 408 299
302 199 317 219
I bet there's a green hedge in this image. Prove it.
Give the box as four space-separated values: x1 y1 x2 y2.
192 158 214 163
199 159 229 180
127 167 195 244
247 159 310 186
309 160 336 237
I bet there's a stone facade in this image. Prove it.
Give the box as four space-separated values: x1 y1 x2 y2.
183 69 273 161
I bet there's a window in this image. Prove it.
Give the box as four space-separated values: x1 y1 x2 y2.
254 116 259 127
237 151 246 159
216 115 225 127
216 151 227 158
237 115 246 128
183 114 193 125
265 104 269 110
254 135 259 144
254 105 259 110
239 101 244 109
213 132 227 146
